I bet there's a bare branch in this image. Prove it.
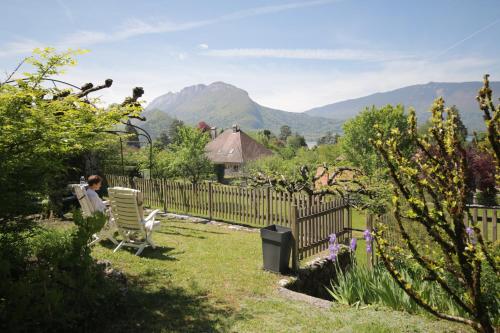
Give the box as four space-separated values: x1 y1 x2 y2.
0 57 28 86
75 79 113 98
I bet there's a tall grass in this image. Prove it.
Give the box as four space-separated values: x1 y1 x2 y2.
326 260 469 317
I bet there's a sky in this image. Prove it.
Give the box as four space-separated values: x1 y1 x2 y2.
1 0 500 111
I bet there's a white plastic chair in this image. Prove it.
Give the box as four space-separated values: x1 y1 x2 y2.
107 187 160 256
71 184 118 246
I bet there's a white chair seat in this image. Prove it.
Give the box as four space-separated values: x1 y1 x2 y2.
108 187 161 256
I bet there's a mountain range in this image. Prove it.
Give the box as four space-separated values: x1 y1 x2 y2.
142 82 343 140
141 80 499 141
306 81 500 132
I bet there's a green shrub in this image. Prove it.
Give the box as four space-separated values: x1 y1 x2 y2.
0 212 121 332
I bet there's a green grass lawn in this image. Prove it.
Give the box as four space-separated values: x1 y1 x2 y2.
91 217 471 332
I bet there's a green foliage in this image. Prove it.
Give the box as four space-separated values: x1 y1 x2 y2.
371 93 499 332
418 107 468 142
167 126 214 183
342 104 410 177
0 212 121 332
286 133 307 150
0 48 142 217
153 130 171 150
317 131 340 146
168 119 185 144
279 125 292 141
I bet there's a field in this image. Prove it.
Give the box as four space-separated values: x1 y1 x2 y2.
88 217 471 332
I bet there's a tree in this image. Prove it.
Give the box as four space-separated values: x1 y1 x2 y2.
317 131 339 146
168 126 213 184
342 105 410 177
0 48 142 216
466 146 497 205
286 133 307 149
476 74 500 183
370 93 498 332
279 125 292 141
153 130 171 150
418 106 468 142
168 119 184 144
0 48 144 330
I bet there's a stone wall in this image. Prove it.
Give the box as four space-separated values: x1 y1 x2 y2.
286 248 352 300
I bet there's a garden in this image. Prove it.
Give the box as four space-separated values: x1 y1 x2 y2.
0 49 498 333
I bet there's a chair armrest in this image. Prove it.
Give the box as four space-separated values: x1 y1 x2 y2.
144 209 160 222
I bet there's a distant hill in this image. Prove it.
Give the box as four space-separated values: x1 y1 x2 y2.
135 109 176 141
143 82 343 140
305 81 500 132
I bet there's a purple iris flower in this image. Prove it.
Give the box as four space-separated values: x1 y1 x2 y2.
466 227 477 245
328 234 340 262
350 238 357 252
329 233 337 244
364 229 373 253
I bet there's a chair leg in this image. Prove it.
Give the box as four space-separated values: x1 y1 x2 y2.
135 244 147 256
148 237 156 249
88 234 100 246
145 231 156 249
105 231 119 245
108 236 119 245
113 240 125 253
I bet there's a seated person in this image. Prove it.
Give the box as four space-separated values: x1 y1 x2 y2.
86 175 107 213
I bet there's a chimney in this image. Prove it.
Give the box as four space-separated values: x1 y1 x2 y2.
232 124 240 133
210 127 217 140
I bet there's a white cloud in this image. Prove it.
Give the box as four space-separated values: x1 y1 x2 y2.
198 43 209 49
0 0 338 56
250 56 498 112
56 53 498 115
202 48 414 62
0 38 43 57
56 0 75 23
216 0 339 21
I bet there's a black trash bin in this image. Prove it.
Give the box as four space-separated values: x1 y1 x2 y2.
260 224 292 274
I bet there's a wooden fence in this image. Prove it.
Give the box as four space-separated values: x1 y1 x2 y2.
464 204 498 242
367 205 499 267
291 197 351 270
105 174 351 266
375 205 498 244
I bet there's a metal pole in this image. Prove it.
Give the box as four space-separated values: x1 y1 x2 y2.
119 136 124 176
122 122 153 177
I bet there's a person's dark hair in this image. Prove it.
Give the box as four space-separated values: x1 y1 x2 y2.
87 175 103 186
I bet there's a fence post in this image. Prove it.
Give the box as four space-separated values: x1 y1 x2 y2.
366 214 374 270
347 197 352 242
208 181 213 221
291 204 299 272
162 179 167 213
266 186 271 226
